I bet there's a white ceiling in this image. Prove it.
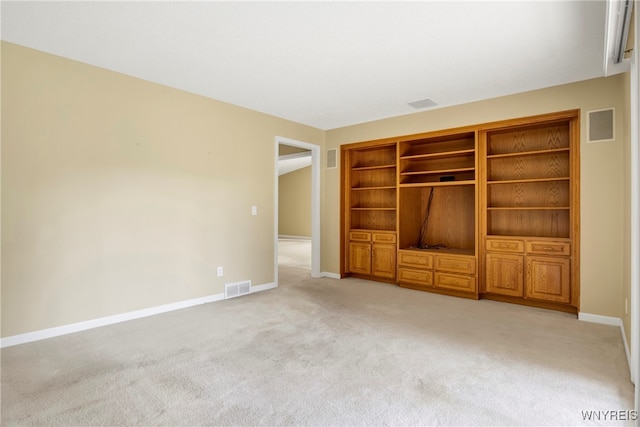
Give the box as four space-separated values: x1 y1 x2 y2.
1 1 611 130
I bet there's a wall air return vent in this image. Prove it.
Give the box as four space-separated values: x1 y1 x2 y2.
587 108 615 143
327 148 337 169
225 280 252 299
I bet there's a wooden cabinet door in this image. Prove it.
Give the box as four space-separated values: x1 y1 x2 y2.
526 256 570 303
485 253 524 297
349 242 371 275
372 243 396 279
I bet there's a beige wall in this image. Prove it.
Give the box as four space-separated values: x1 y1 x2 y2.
1 40 631 339
1 42 324 337
278 166 312 238
324 75 628 318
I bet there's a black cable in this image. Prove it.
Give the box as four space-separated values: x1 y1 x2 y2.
418 188 434 247
417 187 446 250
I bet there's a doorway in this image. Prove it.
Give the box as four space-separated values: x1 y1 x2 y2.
274 137 320 283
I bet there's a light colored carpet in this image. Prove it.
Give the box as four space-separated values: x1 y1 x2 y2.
1 260 634 426
278 238 311 271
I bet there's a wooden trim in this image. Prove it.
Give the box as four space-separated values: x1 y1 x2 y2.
347 273 398 285
339 146 348 277
571 112 581 310
482 293 578 314
476 109 580 132
398 283 480 300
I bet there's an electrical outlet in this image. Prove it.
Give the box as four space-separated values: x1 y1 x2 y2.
217 266 223 277
251 205 257 216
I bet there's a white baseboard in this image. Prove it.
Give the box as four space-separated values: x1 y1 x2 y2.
252 281 277 292
578 312 621 326
0 282 276 349
321 271 341 279
579 312 632 378
278 235 311 240
619 322 632 383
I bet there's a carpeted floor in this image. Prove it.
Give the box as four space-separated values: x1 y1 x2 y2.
1 243 634 426
278 238 312 271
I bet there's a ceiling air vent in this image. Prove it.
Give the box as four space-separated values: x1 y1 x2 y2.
408 98 437 109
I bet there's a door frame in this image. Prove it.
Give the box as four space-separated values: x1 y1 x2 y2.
274 136 321 281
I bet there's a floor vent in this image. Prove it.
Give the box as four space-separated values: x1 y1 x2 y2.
225 280 252 299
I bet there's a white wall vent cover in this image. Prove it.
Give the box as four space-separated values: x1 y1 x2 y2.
225 280 252 299
587 108 615 143
327 148 337 169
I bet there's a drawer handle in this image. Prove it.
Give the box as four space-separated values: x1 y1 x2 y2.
542 247 555 251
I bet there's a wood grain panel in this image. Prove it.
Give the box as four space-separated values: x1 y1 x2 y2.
351 168 396 188
434 254 476 274
485 253 524 296
434 272 477 292
487 210 570 238
349 231 371 242
351 145 396 168
350 210 396 231
397 249 434 268
421 186 475 250
485 238 525 253
487 181 570 208
487 152 569 181
350 188 396 209
400 135 475 157
349 242 371 275
526 241 570 256
487 124 569 155
372 243 397 279
526 256 570 303
372 233 397 243
398 268 433 287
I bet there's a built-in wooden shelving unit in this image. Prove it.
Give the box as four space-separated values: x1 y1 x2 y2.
340 110 579 313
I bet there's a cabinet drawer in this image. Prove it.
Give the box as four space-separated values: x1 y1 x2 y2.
398 268 433 287
349 231 371 242
526 241 570 256
372 232 396 244
485 239 524 253
434 255 476 275
435 272 477 293
398 250 433 269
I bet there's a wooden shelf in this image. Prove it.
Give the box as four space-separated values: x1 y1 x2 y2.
351 185 396 190
401 167 475 176
400 148 475 161
487 148 569 159
487 207 570 210
402 246 475 256
351 207 396 211
400 180 476 188
487 177 569 185
486 234 571 242
352 164 396 171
